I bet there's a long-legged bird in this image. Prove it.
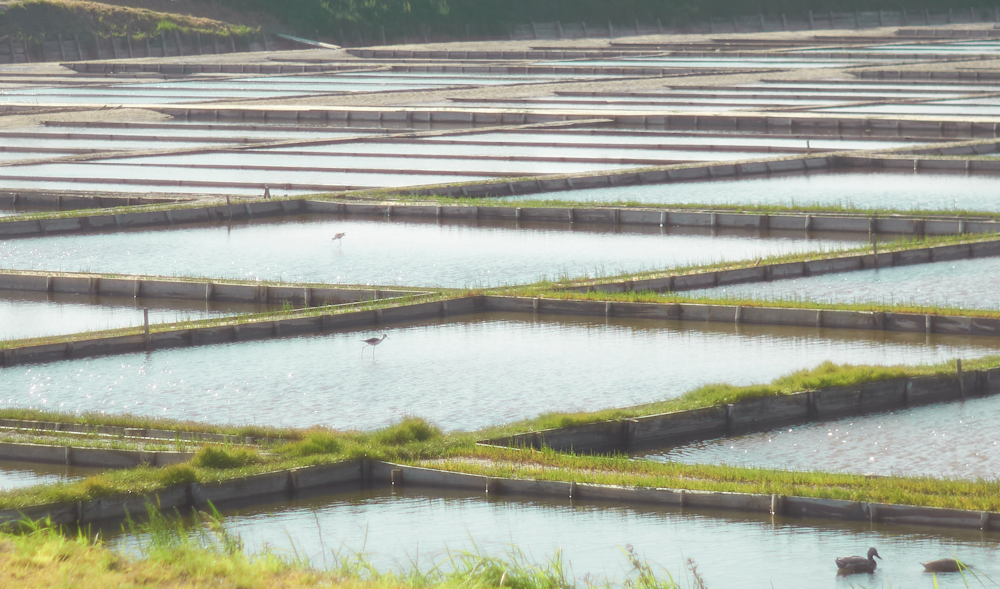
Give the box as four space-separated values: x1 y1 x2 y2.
361 334 388 358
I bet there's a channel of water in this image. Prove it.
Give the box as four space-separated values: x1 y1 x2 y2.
0 215 864 287
0 459 101 491
0 290 280 340
683 256 1000 310
109 486 1000 589
641 394 1000 480
501 170 1000 210
2 312 998 430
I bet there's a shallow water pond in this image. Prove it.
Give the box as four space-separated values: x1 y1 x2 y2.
2 313 998 431
111 486 1000 589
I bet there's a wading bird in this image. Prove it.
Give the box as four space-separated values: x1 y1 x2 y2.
361 334 388 358
836 548 881 574
332 232 346 246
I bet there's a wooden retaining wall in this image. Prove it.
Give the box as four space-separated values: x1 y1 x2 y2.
0 297 475 367
4 295 1000 367
561 238 1000 294
0 441 193 468
0 418 259 445
480 296 1000 339
2 459 994 534
479 369 997 453
5 198 999 240
0 271 417 306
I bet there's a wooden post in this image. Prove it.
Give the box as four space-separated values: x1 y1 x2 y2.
94 33 101 59
160 31 167 56
145 35 151 57
197 31 204 54
957 359 965 398
22 39 30 63
174 30 183 56
143 308 150 348
126 33 133 58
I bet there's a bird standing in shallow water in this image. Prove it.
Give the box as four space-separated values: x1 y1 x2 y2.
332 232 346 247
836 547 881 574
361 334 388 358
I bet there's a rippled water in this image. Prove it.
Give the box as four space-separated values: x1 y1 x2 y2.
0 290 279 340
685 256 1000 310
504 170 1000 210
2 313 998 431
0 216 862 287
112 487 1000 589
0 459 101 491
643 395 1000 479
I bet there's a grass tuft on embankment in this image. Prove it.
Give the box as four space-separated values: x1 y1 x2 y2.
0 506 686 588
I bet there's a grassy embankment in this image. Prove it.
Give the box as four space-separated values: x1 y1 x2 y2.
0 507 686 588
2 356 999 513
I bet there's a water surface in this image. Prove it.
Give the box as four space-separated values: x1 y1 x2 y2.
0 459 101 491
503 171 1000 211
113 486 1000 589
643 395 1000 479
0 290 279 340
2 313 997 430
684 256 1000 310
0 216 863 287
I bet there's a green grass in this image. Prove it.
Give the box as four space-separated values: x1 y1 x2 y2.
0 505 686 588
477 358 986 434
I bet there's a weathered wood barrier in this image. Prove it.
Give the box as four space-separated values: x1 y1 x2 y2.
560 238 1000 294
478 369 997 454
3 198 999 239
0 441 193 468
4 296 1000 367
0 271 417 306
0 418 261 445
0 459 996 533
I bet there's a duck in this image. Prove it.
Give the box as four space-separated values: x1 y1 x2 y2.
836 547 881 574
921 559 972 573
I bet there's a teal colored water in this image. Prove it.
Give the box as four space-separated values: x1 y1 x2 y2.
502 170 1000 211
683 256 1000 310
0 215 861 286
642 394 1000 479
1 313 997 430
114 487 1000 589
